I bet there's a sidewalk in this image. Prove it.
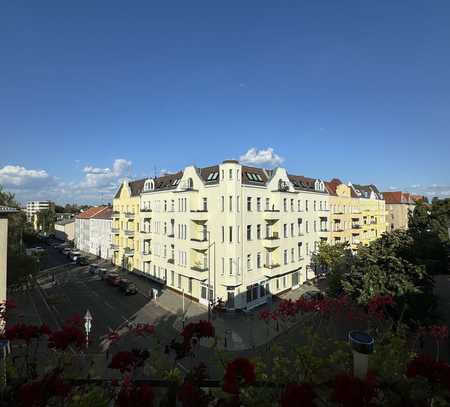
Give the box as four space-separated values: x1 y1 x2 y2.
116 269 319 351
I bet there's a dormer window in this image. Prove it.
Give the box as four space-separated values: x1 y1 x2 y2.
144 179 155 191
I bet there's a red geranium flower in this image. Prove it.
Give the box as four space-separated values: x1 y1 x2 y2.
280 383 316 407
367 295 395 320
131 323 155 336
223 357 256 394
331 372 378 407
5 323 50 343
117 382 154 407
48 324 84 351
108 349 149 373
407 356 450 390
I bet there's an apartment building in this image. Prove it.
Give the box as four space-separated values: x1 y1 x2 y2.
54 219 75 242
382 191 416 231
0 206 17 304
350 184 386 246
111 180 145 271
75 206 113 259
114 160 330 310
25 200 55 230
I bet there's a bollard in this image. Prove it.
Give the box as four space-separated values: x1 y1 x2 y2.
348 331 374 380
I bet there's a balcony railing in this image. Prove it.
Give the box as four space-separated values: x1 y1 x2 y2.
124 212 135 219
264 263 280 269
112 211 120 218
167 258 175 264
124 229 134 236
191 265 208 272
352 224 362 229
264 232 279 240
140 207 152 212
123 247 134 256
111 227 119 234
110 243 119 250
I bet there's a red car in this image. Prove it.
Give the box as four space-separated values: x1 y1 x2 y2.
106 273 121 286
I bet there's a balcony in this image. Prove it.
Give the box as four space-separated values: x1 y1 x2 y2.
190 238 208 251
111 243 119 251
124 229 134 237
140 228 151 237
264 263 280 270
190 210 208 222
191 264 208 273
264 233 280 248
123 247 134 257
141 251 151 261
167 233 175 239
124 212 135 219
167 258 175 265
352 224 362 229
140 207 152 213
264 210 280 221
112 211 120 218
111 227 119 234
319 228 329 233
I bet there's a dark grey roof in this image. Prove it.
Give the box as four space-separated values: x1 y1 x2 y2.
114 179 146 199
352 184 383 200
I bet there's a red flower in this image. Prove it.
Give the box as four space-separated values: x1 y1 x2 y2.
107 329 121 343
406 356 450 390
18 371 72 407
331 372 378 407
223 357 256 394
66 314 83 327
117 382 154 407
131 323 155 336
48 324 84 351
280 383 316 407
108 349 149 373
367 295 395 320
5 323 50 343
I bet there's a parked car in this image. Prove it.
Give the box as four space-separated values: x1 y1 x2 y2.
106 272 121 286
300 290 324 302
89 264 99 275
118 279 137 295
76 256 89 266
69 251 81 261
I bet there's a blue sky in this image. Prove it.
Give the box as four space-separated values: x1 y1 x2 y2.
1 1 449 204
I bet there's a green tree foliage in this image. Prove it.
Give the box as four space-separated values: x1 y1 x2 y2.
36 208 56 234
408 199 449 274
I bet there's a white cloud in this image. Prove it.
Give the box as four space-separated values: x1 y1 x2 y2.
82 159 132 188
239 147 284 167
410 184 421 188
0 165 55 188
159 169 176 176
388 186 398 190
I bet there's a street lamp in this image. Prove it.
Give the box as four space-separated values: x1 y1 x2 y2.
206 231 216 321
84 309 93 349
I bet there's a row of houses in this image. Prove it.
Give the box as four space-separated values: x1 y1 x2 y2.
51 160 423 310
109 160 423 310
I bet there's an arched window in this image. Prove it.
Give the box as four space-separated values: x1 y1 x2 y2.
144 179 155 191
187 178 194 189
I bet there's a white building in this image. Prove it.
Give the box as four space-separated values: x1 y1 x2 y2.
26 201 55 224
54 219 75 242
75 207 112 260
113 160 330 310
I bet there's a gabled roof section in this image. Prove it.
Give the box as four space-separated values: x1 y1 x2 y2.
114 178 146 199
352 184 383 200
288 174 320 192
152 172 184 191
382 191 416 204
76 206 109 219
93 207 113 220
325 181 338 196
241 166 268 185
198 166 220 184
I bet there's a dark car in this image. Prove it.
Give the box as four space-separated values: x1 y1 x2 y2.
76 256 89 266
300 290 324 302
106 272 121 286
118 279 137 295
89 264 99 275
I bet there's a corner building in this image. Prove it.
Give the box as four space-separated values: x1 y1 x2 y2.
128 160 330 310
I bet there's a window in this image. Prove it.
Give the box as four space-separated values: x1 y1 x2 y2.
247 225 252 240
298 218 303 235
237 225 240 243
171 270 174 285
236 196 240 212
178 274 181 289
221 258 225 275
221 170 224 180
221 226 225 243
257 224 261 240
305 221 309 233
291 248 295 263
247 197 252 211
290 223 294 237
305 200 309 211
283 224 288 238
290 199 294 212
283 198 287 212
247 254 251 271
313 201 316 211
229 226 233 243
319 201 323 210
229 258 233 275
297 200 301 211
306 242 309 255
202 198 207 211
229 169 233 180
257 252 261 268
229 195 233 212
188 278 192 293
257 197 261 211
221 196 224 212
314 221 317 232
164 200 167 212
284 249 288 265
266 198 270 211
298 242 303 260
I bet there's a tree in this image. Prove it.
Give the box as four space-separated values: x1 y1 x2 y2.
36 209 56 235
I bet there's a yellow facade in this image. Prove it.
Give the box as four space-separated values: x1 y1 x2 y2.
328 181 387 250
112 180 143 272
